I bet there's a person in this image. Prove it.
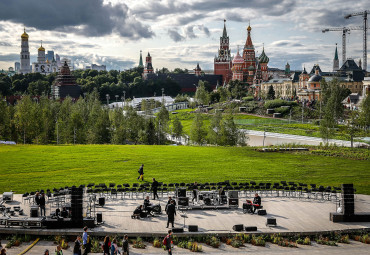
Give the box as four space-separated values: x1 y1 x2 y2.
73 236 82 255
166 200 176 228
122 235 129 255
110 239 120 255
39 193 46 216
164 230 172 255
61 207 69 218
35 192 40 206
133 205 147 218
151 178 159 200
82 226 90 255
137 164 144 181
252 193 261 214
0 249 6 255
44 249 49 255
165 197 176 213
143 196 153 216
102 236 111 255
192 182 198 203
55 245 63 255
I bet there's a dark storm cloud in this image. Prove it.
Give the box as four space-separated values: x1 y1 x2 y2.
168 29 185 42
0 0 153 39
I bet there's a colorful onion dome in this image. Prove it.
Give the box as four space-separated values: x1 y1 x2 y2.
259 47 269 64
232 48 244 64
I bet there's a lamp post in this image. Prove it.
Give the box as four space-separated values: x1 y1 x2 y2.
301 100 304 124
161 88 164 104
123 91 126 108
106 94 110 106
115 95 119 102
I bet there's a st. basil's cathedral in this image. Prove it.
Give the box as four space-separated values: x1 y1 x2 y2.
214 21 269 95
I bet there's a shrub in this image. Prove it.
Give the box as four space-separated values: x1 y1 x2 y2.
251 235 266 247
24 234 31 242
153 238 162 248
316 236 337 246
208 236 221 248
226 238 232 245
338 235 350 244
274 106 290 115
90 238 102 253
264 99 297 109
243 96 254 102
278 239 298 248
297 237 311 245
231 239 242 248
177 240 188 249
190 242 203 252
61 239 69 249
133 237 146 249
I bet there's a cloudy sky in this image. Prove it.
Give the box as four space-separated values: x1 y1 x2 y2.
0 0 368 72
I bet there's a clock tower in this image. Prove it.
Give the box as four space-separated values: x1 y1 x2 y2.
214 20 232 84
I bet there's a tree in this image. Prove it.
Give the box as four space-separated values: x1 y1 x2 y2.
220 115 244 146
172 117 183 139
358 94 370 129
267 85 275 100
195 82 209 105
190 113 207 145
207 111 222 145
143 118 156 145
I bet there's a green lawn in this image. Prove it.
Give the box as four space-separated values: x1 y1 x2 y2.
0 145 369 194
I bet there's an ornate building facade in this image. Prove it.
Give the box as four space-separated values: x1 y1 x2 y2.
143 52 154 78
32 42 58 74
52 61 81 99
20 28 31 74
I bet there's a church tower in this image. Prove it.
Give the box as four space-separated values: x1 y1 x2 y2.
333 43 339 72
37 41 46 63
20 28 31 74
231 46 244 81
143 52 154 78
194 63 202 76
258 46 269 81
285 62 290 75
243 24 256 84
138 50 144 68
214 20 232 84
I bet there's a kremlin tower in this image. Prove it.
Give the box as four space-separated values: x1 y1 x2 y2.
20 28 30 74
138 50 144 68
243 24 256 83
214 20 232 84
143 52 154 77
333 43 339 72
231 47 244 81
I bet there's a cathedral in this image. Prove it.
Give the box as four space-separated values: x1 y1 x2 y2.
214 21 270 91
32 41 58 74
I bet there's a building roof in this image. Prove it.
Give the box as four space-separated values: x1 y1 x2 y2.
310 64 322 75
258 47 269 64
263 78 291 84
334 44 339 61
21 28 29 39
222 19 228 38
308 74 322 82
232 48 244 64
339 59 361 71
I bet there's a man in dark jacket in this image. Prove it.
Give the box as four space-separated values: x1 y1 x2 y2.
151 178 159 200
165 230 172 255
166 200 176 228
165 197 176 213
39 193 46 216
252 193 261 214
137 164 144 181
192 182 198 203
122 235 129 255
73 236 82 255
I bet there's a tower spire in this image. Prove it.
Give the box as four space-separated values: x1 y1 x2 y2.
334 43 339 60
222 19 227 38
138 50 143 68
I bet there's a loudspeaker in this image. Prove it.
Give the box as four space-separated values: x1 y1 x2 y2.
228 198 239 206
188 225 198 232
30 206 39 217
232 224 244 231
228 190 239 198
245 226 258 231
258 209 267 215
266 218 276 225
172 227 184 233
178 197 189 206
177 188 187 198
83 218 95 228
97 212 103 223
99 197 105 207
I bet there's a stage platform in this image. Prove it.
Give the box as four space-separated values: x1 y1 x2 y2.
0 194 369 237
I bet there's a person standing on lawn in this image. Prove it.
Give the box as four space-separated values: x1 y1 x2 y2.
152 178 159 200
137 164 144 181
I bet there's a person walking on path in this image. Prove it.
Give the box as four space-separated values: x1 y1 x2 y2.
102 236 111 255
39 193 46 216
166 200 176 228
137 164 144 181
122 235 129 255
82 226 90 255
152 178 159 200
73 236 82 255
55 245 63 255
164 230 173 255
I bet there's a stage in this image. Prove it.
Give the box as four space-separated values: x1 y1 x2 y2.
0 193 370 237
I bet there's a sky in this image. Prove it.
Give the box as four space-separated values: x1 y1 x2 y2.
0 0 368 72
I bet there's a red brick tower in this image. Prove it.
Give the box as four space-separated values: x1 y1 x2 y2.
243 24 256 84
194 63 202 76
214 20 232 84
143 52 154 78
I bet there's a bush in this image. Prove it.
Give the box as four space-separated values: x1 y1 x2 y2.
316 236 337 246
231 239 243 248
296 237 311 245
264 99 297 109
338 235 350 244
153 238 162 248
274 106 290 115
243 96 254 102
190 242 202 252
251 235 265 246
133 237 146 249
208 236 221 248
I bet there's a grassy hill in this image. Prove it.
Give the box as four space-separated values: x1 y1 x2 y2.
0 144 369 194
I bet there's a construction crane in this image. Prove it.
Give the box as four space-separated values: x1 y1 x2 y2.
345 10 369 71
322 26 362 65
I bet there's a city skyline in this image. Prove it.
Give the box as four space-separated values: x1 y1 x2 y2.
0 0 368 72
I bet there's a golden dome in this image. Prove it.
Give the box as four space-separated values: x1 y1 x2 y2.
21 28 29 39
38 46 45 51
247 25 252 32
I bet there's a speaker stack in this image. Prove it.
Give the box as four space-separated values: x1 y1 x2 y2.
178 197 189 207
228 190 239 207
232 224 244 231
342 184 354 215
177 188 187 198
71 187 84 227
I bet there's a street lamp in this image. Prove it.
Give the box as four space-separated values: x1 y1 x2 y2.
106 94 110 106
115 95 119 102
161 88 165 104
122 91 126 108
